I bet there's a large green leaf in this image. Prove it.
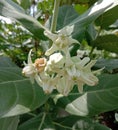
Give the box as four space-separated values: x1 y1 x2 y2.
95 58 118 72
18 113 43 130
18 113 55 130
18 114 110 130
57 5 79 30
57 5 85 42
56 74 118 116
0 56 49 118
54 115 110 130
93 34 118 53
46 0 118 42
0 0 46 40
96 5 118 28
0 116 19 130
68 0 118 39
13 0 31 10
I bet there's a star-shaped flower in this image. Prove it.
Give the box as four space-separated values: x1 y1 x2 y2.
44 26 79 56
65 55 101 93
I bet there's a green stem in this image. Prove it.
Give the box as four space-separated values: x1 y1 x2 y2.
89 26 102 58
51 0 60 33
38 112 46 130
53 121 78 130
89 46 95 59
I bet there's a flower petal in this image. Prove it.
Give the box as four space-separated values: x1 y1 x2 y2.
80 73 98 86
68 37 80 45
28 49 33 64
44 30 57 41
59 25 74 36
77 57 90 68
84 60 97 69
56 76 74 96
45 44 58 56
77 80 84 93
35 74 42 86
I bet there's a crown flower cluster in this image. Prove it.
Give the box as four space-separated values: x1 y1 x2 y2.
22 26 102 96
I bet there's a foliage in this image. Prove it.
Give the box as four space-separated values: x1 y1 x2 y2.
0 0 118 130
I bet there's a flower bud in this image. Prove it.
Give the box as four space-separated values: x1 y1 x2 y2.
22 65 37 77
34 58 47 72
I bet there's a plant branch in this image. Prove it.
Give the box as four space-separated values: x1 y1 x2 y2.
38 112 46 130
50 0 60 33
53 122 72 130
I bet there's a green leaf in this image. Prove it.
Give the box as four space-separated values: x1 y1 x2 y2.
18 114 42 130
56 74 118 116
0 0 46 40
93 34 118 53
68 0 118 39
20 0 30 10
54 115 110 130
86 23 97 42
13 0 31 10
70 0 118 26
57 0 118 42
18 114 110 130
0 56 17 67
0 56 49 118
56 5 85 41
74 4 88 15
18 113 55 130
95 59 118 72
57 5 79 30
0 116 19 130
96 5 118 28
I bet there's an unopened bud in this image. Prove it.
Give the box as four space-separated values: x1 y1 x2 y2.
34 58 47 72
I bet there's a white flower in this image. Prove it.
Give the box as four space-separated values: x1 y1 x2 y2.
22 65 36 78
22 50 38 83
78 60 99 86
22 48 102 95
22 50 43 87
37 73 56 94
45 52 65 74
44 26 79 56
56 75 74 96
65 55 100 93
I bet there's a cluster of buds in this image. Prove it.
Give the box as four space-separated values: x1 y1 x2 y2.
22 26 102 96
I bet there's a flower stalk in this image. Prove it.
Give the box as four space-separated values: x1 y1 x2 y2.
50 0 60 32
38 112 46 130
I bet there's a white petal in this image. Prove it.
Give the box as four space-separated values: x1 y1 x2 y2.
56 76 74 96
92 67 104 74
85 60 97 69
30 77 34 84
28 49 33 64
66 25 74 35
22 65 36 77
77 80 84 93
59 26 74 36
66 65 77 77
68 37 80 45
44 30 57 41
49 52 62 62
45 44 58 56
35 74 42 86
77 57 90 67
81 73 98 86
42 83 55 94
